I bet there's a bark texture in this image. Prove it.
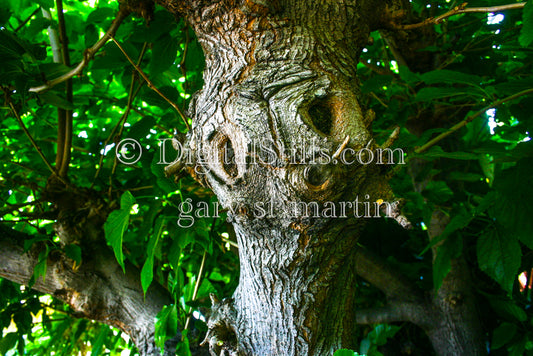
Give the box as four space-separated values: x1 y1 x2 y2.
156 0 487 355
0 225 173 355
158 1 406 355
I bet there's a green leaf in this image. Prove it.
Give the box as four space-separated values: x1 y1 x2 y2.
422 181 454 204
416 146 479 161
168 237 182 269
149 34 179 75
420 213 473 256
420 69 482 86
491 159 533 249
154 304 178 352
157 177 178 194
415 87 481 102
141 216 165 295
415 87 459 101
398 65 420 84
0 333 18 355
29 246 49 288
491 322 517 349
34 0 54 8
38 91 76 110
508 335 527 356
23 235 49 252
104 191 136 272
519 1 533 47
128 115 156 140
64 244 82 267
86 7 115 23
433 234 462 291
84 23 99 48
176 336 193 356
475 191 498 215
91 326 109 356
196 278 217 300
140 86 180 110
489 79 533 96
447 172 484 182
477 227 521 293
360 75 394 93
334 350 360 356
487 297 527 322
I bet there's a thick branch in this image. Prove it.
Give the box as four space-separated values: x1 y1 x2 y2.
56 0 73 178
354 247 422 302
356 302 432 327
0 225 172 356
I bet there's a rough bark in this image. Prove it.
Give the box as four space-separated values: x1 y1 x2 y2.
157 0 406 355
0 225 174 356
424 210 486 356
155 0 487 355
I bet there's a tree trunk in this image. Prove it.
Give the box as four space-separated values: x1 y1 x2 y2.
156 0 487 355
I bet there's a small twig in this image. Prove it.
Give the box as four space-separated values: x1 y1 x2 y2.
14 7 40 33
109 36 191 130
124 185 154 192
380 127 400 149
332 136 350 161
5 96 67 185
29 9 130 93
415 87 533 154
370 92 389 108
221 237 239 249
396 2 526 30
183 250 207 335
91 43 148 190
107 81 144 198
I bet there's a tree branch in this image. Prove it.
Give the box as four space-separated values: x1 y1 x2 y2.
354 247 422 302
416 87 533 154
56 0 73 178
29 8 130 93
356 302 432 327
395 2 526 30
0 225 171 356
109 36 190 130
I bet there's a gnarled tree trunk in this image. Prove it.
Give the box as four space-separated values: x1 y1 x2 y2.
157 0 486 355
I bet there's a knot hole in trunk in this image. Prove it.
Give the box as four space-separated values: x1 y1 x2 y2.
308 97 332 136
221 136 238 179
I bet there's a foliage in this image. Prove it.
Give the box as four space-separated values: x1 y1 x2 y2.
356 0 533 354
0 0 532 355
0 0 237 354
